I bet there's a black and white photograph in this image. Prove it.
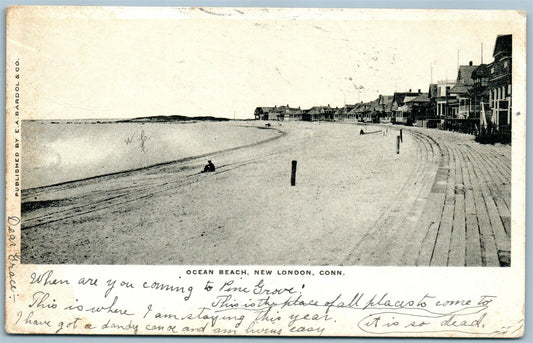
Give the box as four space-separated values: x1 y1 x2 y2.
17 7 515 267
5 5 526 337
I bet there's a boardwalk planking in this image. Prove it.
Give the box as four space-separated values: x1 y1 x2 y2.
448 146 466 266
407 128 509 267
430 200 455 266
412 192 445 266
471 149 511 257
449 193 466 266
462 148 483 266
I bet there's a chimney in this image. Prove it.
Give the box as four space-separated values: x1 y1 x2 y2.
409 89 412 92
469 61 473 66
418 89 421 94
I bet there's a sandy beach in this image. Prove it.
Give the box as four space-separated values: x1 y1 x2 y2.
21 121 510 266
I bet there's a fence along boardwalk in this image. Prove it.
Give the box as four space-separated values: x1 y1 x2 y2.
346 126 511 267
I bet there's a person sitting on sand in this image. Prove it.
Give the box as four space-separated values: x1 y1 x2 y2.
360 129 365 135
202 160 216 173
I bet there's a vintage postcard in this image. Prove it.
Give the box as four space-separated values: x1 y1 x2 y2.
5 6 525 337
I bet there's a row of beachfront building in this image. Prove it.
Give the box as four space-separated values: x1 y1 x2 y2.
254 34 512 138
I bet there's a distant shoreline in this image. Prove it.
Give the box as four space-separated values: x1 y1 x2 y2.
22 115 245 124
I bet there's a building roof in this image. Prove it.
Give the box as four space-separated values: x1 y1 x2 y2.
457 63 477 86
493 34 512 59
334 107 345 115
347 104 364 115
365 100 378 111
406 93 430 103
449 85 471 95
346 107 358 115
275 105 301 113
363 98 380 112
392 91 420 106
403 96 418 103
306 106 324 115
471 64 489 79
378 95 394 105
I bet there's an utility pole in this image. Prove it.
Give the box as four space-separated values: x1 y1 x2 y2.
481 42 484 64
457 49 460 72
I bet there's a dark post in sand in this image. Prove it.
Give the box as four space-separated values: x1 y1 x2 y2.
291 160 297 186
397 136 401 154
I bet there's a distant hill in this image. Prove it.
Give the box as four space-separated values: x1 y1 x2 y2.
119 115 230 123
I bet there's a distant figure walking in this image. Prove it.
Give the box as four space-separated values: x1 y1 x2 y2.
360 129 365 135
202 160 216 173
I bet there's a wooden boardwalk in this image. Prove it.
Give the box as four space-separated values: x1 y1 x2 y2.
346 126 511 267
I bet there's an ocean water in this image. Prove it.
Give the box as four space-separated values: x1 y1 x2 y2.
22 121 277 189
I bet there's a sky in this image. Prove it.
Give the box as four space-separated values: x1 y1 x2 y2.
7 7 524 119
